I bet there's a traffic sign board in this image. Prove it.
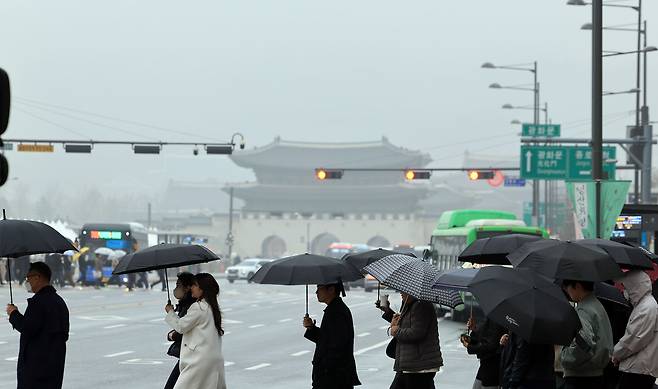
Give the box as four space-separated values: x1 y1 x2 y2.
522 123 561 138
504 177 526 187
17 144 54 153
520 145 616 180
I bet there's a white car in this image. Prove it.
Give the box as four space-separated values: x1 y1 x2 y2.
226 258 272 283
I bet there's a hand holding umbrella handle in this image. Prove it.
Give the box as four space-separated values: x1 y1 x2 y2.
302 314 315 328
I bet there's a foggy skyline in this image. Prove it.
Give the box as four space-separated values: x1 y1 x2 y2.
0 1 656 218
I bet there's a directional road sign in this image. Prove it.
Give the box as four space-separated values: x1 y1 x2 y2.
520 145 616 180
522 123 561 138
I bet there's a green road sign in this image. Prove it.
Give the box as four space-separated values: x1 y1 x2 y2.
522 123 561 137
520 145 616 180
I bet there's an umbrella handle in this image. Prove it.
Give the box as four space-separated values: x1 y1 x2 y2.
7 258 12 305
165 268 171 306
305 284 308 316
377 282 380 303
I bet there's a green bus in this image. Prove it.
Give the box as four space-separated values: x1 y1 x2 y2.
430 209 549 271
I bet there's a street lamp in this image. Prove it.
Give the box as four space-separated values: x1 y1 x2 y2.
603 88 641 96
483 60 540 225
603 46 656 57
489 83 535 92
568 0 639 10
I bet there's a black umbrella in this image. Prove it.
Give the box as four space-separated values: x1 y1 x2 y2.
432 267 479 291
577 239 654 270
616 240 658 263
459 234 543 265
249 253 363 314
468 266 581 345
344 248 416 273
112 243 220 304
507 239 623 282
343 248 416 301
594 282 630 307
0 212 77 303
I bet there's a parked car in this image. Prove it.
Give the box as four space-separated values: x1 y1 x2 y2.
226 258 273 283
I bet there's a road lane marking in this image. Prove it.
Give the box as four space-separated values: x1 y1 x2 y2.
224 361 235 367
119 358 164 365
4 357 17 361
248 324 264 329
222 308 233 312
245 363 271 370
0 341 7 345
290 350 310 357
357 332 371 337
77 315 129 321
104 351 134 358
354 340 390 356
103 324 127 329
379 325 389 330
224 319 244 324
149 318 164 322
278 318 292 323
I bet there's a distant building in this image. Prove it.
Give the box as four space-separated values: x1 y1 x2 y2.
225 136 433 213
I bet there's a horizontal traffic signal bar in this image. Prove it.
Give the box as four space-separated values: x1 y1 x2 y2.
468 170 495 180
405 170 431 180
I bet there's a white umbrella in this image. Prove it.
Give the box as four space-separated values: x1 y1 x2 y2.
94 247 114 256
109 250 127 261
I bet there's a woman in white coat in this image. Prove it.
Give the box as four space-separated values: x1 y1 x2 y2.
165 273 226 389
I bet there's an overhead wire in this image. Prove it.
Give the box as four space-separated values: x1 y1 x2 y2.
14 100 159 141
15 97 226 142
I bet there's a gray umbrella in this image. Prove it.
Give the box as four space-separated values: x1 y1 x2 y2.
363 254 463 308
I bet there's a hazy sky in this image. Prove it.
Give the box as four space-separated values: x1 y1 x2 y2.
0 1 656 207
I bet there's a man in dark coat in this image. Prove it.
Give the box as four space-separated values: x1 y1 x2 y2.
6 261 70 389
462 315 507 388
499 332 555 389
303 283 361 389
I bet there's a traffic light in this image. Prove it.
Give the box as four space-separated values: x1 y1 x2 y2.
315 169 343 180
404 170 431 180
0 68 9 187
467 170 495 180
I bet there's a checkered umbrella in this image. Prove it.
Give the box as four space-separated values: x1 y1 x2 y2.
364 254 463 308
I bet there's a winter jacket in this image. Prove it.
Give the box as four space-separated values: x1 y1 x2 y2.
304 297 361 388
613 270 658 378
560 293 614 377
9 285 69 389
500 333 555 388
467 318 506 387
389 297 443 372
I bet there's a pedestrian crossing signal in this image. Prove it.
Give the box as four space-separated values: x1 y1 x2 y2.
468 170 495 180
405 170 431 180
315 169 343 180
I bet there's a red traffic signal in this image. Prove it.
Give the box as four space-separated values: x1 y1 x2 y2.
467 170 495 180
315 169 343 180
405 170 431 180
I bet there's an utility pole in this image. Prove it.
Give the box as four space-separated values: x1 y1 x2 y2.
592 0 604 238
147 202 152 230
226 187 235 263
641 20 652 204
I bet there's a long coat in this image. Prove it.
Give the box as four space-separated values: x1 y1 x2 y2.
304 297 361 389
165 300 226 389
9 285 69 389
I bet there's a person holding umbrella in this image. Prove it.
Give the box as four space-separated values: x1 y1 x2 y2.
559 280 614 389
303 282 361 389
612 270 658 389
164 273 226 389
6 261 70 389
163 272 197 389
461 315 506 389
